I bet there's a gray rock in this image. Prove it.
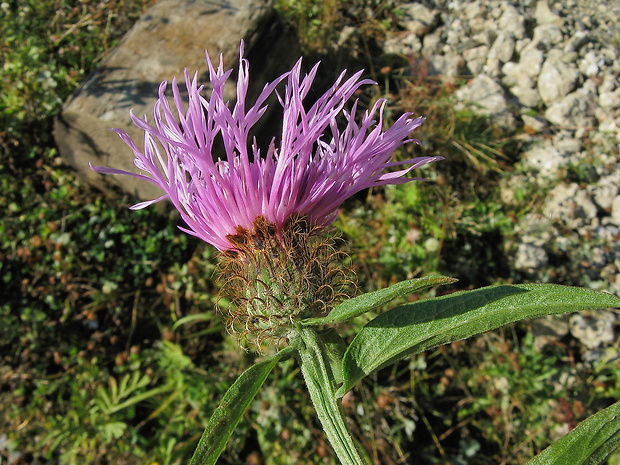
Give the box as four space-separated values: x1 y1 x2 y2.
601 46 619 63
501 62 523 87
498 5 526 39
517 213 554 238
337 26 358 48
598 116 620 144
600 74 619 94
545 83 599 128
563 31 590 54
522 145 570 178
591 223 620 242
473 30 496 47
594 182 616 210
535 0 563 25
445 19 467 47
426 54 465 81
422 30 443 56
532 24 565 50
489 32 515 63
515 241 549 271
54 0 296 200
384 32 422 56
579 50 608 76
551 134 582 154
562 52 579 64
570 311 616 350
464 1 483 21
599 88 620 110
515 37 532 54
583 346 620 365
400 3 440 37
519 47 545 78
612 196 620 226
532 315 570 349
453 74 515 128
522 114 549 132
482 57 502 79
538 55 581 105
463 45 489 75
543 183 598 229
511 84 542 108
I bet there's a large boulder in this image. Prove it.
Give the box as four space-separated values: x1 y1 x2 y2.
54 0 299 201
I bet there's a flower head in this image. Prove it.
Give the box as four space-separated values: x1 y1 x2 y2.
91 42 441 251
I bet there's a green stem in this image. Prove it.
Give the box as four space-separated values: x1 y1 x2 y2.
295 327 370 465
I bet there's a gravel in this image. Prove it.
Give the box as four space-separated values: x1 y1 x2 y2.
380 0 619 353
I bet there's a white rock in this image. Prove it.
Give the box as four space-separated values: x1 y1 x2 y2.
515 241 549 271
422 30 442 56
538 56 581 105
583 346 620 365
535 0 563 25
600 74 619 94
383 32 422 56
570 312 616 349
473 30 496 47
426 54 464 81
519 47 545 78
543 183 598 229
463 45 489 75
338 26 358 48
522 145 570 178
511 84 542 107
563 31 589 54
545 85 598 128
445 19 465 46
489 32 515 63
464 1 483 20
515 38 532 54
517 213 554 238
612 196 620 226
532 315 570 349
579 51 608 76
551 135 582 154
592 178 619 211
453 73 515 128
468 17 487 34
599 88 620 110
522 114 549 131
501 62 522 87
400 3 440 37
482 57 502 79
532 24 565 49
498 5 526 39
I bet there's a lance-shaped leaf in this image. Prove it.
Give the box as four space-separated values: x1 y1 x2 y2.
189 347 295 465
337 284 620 397
301 275 457 326
527 400 620 465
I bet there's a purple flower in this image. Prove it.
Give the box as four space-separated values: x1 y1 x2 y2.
91 42 441 251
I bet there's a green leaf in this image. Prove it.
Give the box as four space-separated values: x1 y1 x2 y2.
527 400 620 465
301 275 457 326
337 284 620 397
296 329 370 465
318 328 348 385
189 347 295 465
171 312 216 331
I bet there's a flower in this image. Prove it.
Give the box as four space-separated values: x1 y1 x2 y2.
91 42 441 251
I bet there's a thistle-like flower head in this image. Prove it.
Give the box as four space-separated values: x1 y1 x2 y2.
91 42 441 251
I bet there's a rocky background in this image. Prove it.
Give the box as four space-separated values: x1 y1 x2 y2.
379 0 619 359
56 0 619 362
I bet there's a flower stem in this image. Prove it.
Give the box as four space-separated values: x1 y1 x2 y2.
295 328 370 465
